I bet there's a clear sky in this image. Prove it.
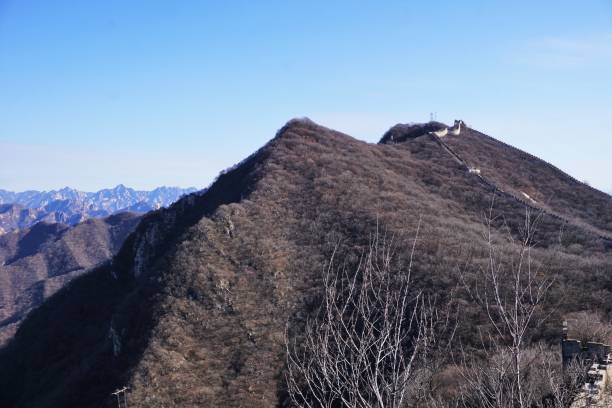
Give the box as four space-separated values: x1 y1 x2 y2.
1 0 611 192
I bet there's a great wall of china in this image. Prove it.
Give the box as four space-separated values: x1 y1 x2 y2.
377 119 612 404
561 322 612 407
426 122 612 246
433 119 612 402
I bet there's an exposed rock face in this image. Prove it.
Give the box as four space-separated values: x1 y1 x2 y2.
0 185 198 234
0 204 54 235
0 212 141 345
0 119 610 408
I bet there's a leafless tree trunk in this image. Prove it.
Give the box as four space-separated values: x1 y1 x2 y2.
458 342 585 408
458 206 556 407
545 354 586 407
285 225 455 408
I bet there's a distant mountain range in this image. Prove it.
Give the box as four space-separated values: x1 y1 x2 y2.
1 119 609 407
0 185 198 234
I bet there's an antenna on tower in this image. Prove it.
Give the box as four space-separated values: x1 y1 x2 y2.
429 112 434 122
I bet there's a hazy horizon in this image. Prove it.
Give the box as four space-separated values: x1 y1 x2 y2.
1 1 611 192
0 183 198 194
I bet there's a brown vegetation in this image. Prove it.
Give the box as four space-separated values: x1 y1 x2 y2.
0 119 610 407
0 212 140 345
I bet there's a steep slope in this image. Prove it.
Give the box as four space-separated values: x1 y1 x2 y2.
0 119 610 407
0 212 141 345
438 125 612 236
380 122 612 241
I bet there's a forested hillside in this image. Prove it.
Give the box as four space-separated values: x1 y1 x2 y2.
0 212 141 345
0 119 610 407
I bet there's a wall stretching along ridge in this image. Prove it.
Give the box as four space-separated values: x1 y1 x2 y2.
0 118 610 407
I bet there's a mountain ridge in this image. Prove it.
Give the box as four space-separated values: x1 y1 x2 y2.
0 118 610 407
0 185 198 234
380 121 612 241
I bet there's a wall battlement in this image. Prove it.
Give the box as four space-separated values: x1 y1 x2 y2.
562 338 611 366
561 321 612 405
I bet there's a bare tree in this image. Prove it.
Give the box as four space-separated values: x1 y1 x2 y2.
545 353 586 407
458 207 556 408
285 204 573 408
285 226 455 408
565 311 612 345
458 342 585 408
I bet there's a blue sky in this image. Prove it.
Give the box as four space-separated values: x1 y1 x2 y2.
0 0 611 192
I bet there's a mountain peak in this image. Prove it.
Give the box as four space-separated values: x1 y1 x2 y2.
274 117 328 139
379 121 447 144
1 120 610 407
